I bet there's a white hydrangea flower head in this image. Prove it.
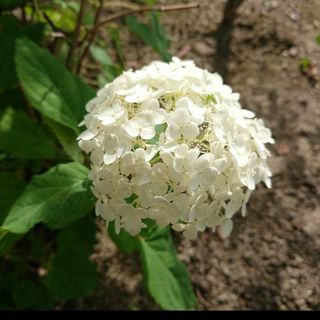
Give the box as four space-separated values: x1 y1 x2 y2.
78 57 274 240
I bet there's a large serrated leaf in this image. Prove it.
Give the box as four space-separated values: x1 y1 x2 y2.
15 38 95 132
108 218 197 310
44 217 98 300
139 227 197 310
2 162 95 234
0 107 57 159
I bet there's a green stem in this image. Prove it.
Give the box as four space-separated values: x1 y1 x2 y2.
150 154 161 166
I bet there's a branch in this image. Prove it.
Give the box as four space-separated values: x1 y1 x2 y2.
43 12 69 35
76 0 104 74
80 2 199 46
20 4 27 23
103 1 140 11
65 0 87 70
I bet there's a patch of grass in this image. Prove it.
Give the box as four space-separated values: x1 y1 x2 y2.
299 57 311 71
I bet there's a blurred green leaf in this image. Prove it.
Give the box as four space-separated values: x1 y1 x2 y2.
0 302 12 310
44 217 98 300
29 284 54 310
12 278 54 310
2 162 95 234
82 9 94 26
135 0 157 4
44 118 84 163
125 13 171 62
12 280 39 310
0 171 25 224
0 15 44 89
56 41 70 64
0 170 25 256
0 266 22 291
15 38 95 133
0 88 24 109
109 26 124 68
149 12 171 59
90 45 114 66
90 45 121 83
0 107 57 159
41 8 76 32
316 34 320 46
139 227 197 310
37 0 83 32
0 0 26 11
299 57 311 71
0 232 22 256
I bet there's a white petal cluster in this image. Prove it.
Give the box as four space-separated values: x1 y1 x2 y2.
78 57 274 240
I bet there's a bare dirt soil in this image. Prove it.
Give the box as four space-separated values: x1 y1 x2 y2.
69 0 320 310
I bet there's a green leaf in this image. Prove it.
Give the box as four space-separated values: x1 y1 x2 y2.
15 37 95 132
2 162 95 234
38 1 77 32
12 280 39 310
149 12 171 61
108 221 139 253
139 227 197 310
0 171 25 255
90 45 120 83
0 302 12 310
0 228 7 241
44 217 98 300
0 15 44 89
11 276 53 310
316 34 320 46
135 0 156 4
32 285 54 310
107 216 196 310
0 107 57 159
44 117 84 163
109 26 124 68
0 171 26 224
147 123 167 145
0 232 22 256
299 57 311 71
90 45 114 66
0 267 21 292
125 14 171 62
0 0 26 11
0 88 24 110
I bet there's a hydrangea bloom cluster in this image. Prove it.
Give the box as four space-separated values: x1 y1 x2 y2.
78 57 274 240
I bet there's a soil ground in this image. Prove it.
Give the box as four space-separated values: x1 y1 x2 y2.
69 0 320 310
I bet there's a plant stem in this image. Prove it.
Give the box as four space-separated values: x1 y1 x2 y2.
76 0 104 75
32 0 41 19
43 12 70 37
150 155 161 166
79 2 199 47
65 0 86 70
21 4 27 23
